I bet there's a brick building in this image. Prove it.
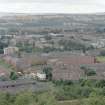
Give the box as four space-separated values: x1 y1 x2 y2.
48 55 96 80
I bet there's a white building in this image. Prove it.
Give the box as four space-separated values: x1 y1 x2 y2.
36 72 46 80
91 39 105 48
4 47 19 55
23 73 36 79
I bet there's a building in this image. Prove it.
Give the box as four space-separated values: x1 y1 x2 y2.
48 55 97 80
3 55 31 71
48 55 96 66
23 73 36 79
3 55 47 72
91 39 105 48
52 65 83 80
36 72 46 80
4 47 19 55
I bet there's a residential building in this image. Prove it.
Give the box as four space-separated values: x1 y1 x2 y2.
48 55 97 80
4 47 19 55
36 72 46 80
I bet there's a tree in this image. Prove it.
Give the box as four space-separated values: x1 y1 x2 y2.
96 80 105 88
43 66 53 80
81 97 105 105
80 65 96 76
14 91 57 105
9 71 18 80
38 92 57 105
14 91 37 105
0 92 10 105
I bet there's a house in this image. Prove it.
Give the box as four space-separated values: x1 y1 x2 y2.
4 47 19 55
35 40 53 49
36 72 46 80
91 39 105 48
23 73 36 79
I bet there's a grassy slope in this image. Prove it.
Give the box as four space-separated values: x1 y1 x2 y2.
96 56 105 62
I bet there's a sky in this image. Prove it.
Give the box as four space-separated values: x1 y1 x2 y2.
0 0 105 13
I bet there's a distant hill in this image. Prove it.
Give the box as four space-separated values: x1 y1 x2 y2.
0 12 105 35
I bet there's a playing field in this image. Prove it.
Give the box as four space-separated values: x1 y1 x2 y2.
96 56 105 62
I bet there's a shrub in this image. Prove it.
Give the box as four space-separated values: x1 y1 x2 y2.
81 97 105 105
96 80 105 88
80 65 96 76
9 71 18 80
43 66 53 80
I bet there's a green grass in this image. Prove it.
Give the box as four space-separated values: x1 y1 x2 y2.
33 47 43 52
58 97 105 105
96 56 105 62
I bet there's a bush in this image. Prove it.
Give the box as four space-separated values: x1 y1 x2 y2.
43 66 52 80
81 97 105 105
9 71 18 80
80 65 96 76
86 69 96 76
79 79 96 87
0 91 58 105
96 80 105 88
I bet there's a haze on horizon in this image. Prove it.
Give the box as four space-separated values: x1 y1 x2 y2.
0 0 105 14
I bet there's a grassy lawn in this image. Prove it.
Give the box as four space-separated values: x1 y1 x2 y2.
96 56 105 62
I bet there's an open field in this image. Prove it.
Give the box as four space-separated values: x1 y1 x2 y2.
96 56 105 62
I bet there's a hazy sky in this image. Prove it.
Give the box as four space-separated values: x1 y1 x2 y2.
0 0 105 13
